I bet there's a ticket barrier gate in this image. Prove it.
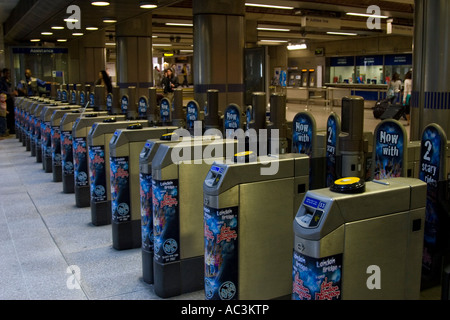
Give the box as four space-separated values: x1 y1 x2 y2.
21 99 46 148
202 153 310 300
30 102 56 158
25 100 52 151
50 107 94 182
20 98 41 145
60 111 109 193
292 177 426 300
139 133 191 284
87 119 149 226
72 114 126 208
148 138 238 298
40 105 78 173
109 125 178 250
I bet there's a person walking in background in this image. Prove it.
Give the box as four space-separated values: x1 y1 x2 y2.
402 71 412 126
161 68 179 101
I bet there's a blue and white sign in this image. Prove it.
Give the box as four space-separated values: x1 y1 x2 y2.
186 100 199 130
121 95 129 114
138 96 148 118
372 119 407 180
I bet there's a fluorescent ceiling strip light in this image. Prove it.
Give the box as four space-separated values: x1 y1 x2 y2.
346 12 389 19
64 18 78 22
57 39 67 42
287 44 307 50
260 39 288 42
257 27 290 32
166 23 193 27
91 1 110 6
326 31 358 36
245 3 294 10
153 44 172 46
51 26 64 30
41 32 53 35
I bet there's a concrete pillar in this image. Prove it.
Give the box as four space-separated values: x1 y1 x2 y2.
411 0 450 140
115 14 153 99
68 30 106 86
193 0 245 113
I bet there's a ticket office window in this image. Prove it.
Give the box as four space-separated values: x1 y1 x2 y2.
355 55 384 84
329 56 355 83
384 54 412 82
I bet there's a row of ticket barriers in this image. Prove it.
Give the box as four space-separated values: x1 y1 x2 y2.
13 83 450 300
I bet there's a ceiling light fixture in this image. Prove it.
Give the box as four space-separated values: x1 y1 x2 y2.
91 1 110 6
153 43 172 46
326 31 358 36
30 39 41 42
41 32 53 35
140 0 158 9
64 18 78 23
51 26 65 30
165 22 193 27
57 39 68 42
257 27 290 32
86 26 99 31
103 18 118 23
260 39 288 43
287 43 307 50
72 32 84 36
245 3 294 10
346 12 389 19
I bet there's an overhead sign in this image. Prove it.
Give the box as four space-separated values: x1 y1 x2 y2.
301 16 341 29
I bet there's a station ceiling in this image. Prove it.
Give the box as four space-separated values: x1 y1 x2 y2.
1 0 414 55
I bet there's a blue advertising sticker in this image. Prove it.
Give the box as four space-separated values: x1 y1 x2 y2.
89 145 107 203
41 122 52 157
373 121 405 180
106 94 113 112
419 125 442 272
89 93 95 108
110 156 130 222
61 131 74 175
121 96 128 113
138 97 148 117
292 251 342 300
160 99 171 123
326 114 339 186
51 126 62 166
80 92 85 106
140 173 153 252
153 179 179 264
186 101 199 130
224 104 240 138
292 113 314 156
73 137 88 187
204 205 239 300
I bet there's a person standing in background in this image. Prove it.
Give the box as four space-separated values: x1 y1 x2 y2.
0 93 8 138
17 68 48 97
402 71 412 126
0 68 16 134
153 66 162 87
182 64 189 87
95 70 113 94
